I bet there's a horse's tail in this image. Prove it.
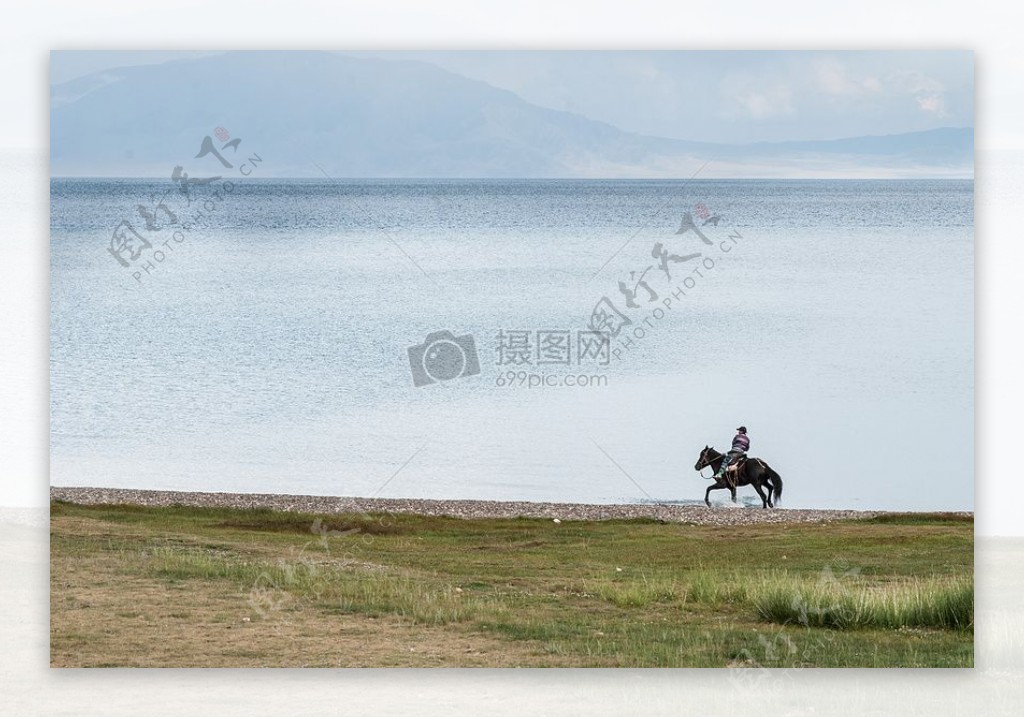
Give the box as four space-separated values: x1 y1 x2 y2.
768 466 783 505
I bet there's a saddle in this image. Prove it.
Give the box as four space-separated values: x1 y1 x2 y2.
724 454 747 485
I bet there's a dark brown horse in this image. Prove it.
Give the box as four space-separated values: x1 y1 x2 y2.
693 446 783 508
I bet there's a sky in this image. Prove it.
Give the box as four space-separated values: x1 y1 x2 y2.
49 50 973 144
350 50 974 143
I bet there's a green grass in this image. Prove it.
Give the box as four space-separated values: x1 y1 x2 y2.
50 500 974 667
751 573 973 630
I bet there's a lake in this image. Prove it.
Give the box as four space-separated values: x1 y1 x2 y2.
49 178 973 510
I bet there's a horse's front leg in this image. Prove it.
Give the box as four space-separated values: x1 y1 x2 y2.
705 482 720 507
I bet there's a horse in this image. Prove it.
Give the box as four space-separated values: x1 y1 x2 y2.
693 446 783 509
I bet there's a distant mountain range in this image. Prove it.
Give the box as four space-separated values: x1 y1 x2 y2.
50 52 974 178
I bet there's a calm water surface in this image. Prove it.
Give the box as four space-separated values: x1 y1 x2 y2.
50 179 973 510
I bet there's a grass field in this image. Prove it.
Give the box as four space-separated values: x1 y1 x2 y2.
50 501 973 667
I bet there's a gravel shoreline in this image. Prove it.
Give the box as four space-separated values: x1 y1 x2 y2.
50 486 970 526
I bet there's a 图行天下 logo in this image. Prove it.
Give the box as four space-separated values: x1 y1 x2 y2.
407 331 481 387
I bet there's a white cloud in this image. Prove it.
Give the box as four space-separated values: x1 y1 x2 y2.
738 88 794 118
814 60 951 119
895 71 949 117
814 57 882 97
721 74 795 119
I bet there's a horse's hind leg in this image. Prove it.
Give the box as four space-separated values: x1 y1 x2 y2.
752 481 770 509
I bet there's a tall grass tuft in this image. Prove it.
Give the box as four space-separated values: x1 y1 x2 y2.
147 547 477 625
595 574 681 608
752 574 973 631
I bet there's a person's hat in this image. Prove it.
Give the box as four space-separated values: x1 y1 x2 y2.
736 426 747 433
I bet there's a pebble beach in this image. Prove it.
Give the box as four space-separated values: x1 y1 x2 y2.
49 486 968 526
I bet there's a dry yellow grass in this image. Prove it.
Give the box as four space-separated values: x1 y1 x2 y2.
50 515 591 667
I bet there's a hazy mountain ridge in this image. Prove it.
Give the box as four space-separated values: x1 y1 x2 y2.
50 51 973 178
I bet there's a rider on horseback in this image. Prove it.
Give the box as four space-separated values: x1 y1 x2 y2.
713 426 749 488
